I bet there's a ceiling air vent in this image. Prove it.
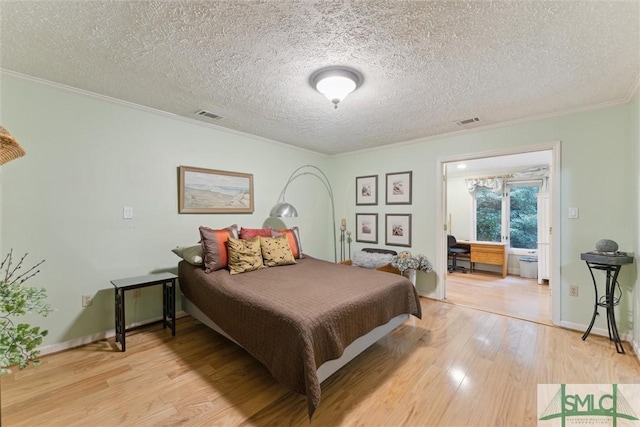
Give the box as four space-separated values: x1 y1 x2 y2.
195 110 224 120
453 117 480 127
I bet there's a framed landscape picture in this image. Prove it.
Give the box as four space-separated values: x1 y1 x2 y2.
178 166 254 213
355 213 378 243
356 175 378 205
385 171 412 205
385 213 412 247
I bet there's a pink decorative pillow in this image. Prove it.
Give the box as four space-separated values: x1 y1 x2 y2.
271 227 303 259
240 227 272 239
199 224 239 273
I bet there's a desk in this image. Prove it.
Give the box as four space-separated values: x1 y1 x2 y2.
110 272 178 352
454 241 508 278
580 252 633 354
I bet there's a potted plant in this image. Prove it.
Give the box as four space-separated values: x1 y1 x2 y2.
0 249 52 375
0 250 52 419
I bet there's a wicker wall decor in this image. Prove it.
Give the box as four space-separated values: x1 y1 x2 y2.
0 126 26 166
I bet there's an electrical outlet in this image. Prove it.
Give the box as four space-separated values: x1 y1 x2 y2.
569 285 579 297
132 289 141 298
82 294 93 307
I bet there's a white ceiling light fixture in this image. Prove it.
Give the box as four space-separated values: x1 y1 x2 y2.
310 67 363 109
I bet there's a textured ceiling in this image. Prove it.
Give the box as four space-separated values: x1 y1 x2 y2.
1 1 638 155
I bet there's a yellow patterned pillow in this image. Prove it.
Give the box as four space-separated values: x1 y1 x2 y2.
260 235 297 267
227 237 265 275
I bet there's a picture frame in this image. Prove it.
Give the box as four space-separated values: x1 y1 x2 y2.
356 175 378 205
355 213 378 243
178 166 254 214
385 171 412 205
385 214 412 247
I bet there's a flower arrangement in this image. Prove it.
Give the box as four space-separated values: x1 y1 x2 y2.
391 251 433 273
0 250 53 375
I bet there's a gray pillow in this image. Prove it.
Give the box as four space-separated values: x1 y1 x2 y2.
351 250 394 269
172 244 204 266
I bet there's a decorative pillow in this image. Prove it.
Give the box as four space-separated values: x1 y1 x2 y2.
171 244 204 266
227 237 265 275
260 235 296 267
199 224 239 273
352 250 394 269
271 227 303 259
240 227 273 239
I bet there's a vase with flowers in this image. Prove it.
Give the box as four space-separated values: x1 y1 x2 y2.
391 251 433 285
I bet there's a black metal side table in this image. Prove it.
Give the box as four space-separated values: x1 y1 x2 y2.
580 252 633 354
110 272 178 352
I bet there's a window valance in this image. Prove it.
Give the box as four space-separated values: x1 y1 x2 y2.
465 166 549 194
465 176 505 194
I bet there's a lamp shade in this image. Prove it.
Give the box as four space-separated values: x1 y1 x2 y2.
310 67 362 109
0 126 26 166
316 75 356 104
269 202 298 218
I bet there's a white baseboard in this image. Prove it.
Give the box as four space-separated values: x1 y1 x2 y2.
38 310 188 356
559 320 633 343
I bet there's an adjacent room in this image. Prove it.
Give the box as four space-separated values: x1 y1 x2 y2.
1 1 639 425
444 151 554 325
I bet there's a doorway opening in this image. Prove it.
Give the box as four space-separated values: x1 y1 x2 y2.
436 143 560 325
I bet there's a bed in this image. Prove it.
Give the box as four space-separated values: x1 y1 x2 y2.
178 255 421 417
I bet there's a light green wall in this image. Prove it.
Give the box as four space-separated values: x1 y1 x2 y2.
1 72 638 350
0 74 331 347
632 91 640 352
330 102 637 335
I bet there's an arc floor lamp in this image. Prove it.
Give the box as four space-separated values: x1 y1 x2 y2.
270 165 337 263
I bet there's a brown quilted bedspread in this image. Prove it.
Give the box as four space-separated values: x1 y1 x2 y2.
178 256 421 417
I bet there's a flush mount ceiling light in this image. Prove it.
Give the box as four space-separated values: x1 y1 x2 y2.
310 67 363 109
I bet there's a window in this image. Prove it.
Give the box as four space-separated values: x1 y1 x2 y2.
475 187 502 242
474 182 540 250
508 185 539 249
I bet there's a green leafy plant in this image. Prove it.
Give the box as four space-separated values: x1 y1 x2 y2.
0 250 52 375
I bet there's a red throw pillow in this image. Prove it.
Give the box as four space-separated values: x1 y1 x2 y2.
239 227 273 239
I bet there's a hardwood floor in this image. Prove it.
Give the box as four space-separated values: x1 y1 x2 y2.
445 271 552 325
3 299 639 426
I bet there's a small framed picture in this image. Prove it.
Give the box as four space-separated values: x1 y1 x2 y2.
385 214 412 247
386 171 412 205
356 175 378 205
355 213 378 243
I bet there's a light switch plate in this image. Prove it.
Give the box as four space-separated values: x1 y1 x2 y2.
123 206 134 219
568 207 579 219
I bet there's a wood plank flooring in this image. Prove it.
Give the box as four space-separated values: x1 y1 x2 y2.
445 271 552 325
2 298 639 426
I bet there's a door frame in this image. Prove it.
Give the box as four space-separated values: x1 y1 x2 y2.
434 141 561 325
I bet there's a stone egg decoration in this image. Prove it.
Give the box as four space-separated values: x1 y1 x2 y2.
595 239 618 252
